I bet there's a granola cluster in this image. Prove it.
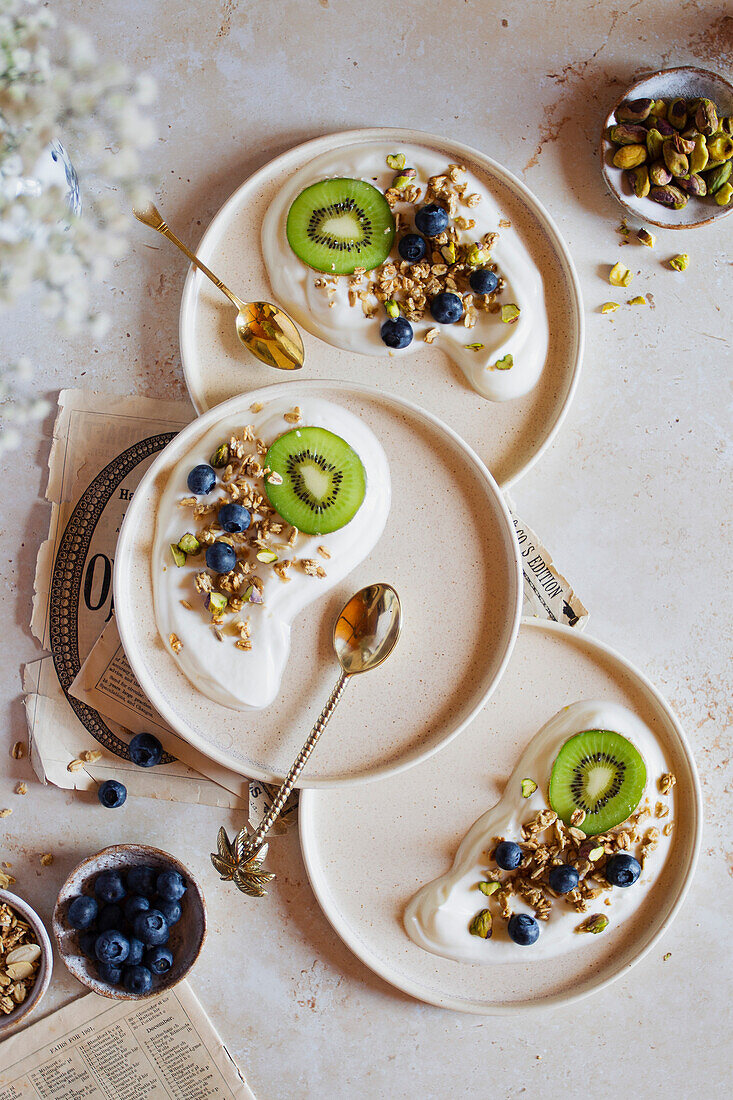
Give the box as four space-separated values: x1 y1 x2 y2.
0 902 41 1015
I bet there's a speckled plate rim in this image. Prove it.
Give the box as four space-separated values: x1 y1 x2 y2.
178 126 585 490
0 889 53 1033
600 65 733 229
299 619 703 1014
114 377 523 787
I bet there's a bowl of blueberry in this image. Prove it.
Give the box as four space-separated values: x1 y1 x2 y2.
52 844 206 999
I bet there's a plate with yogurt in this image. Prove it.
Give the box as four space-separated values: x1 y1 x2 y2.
299 620 701 1012
178 128 584 488
114 379 522 786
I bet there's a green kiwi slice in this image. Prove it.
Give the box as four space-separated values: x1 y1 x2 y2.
264 426 366 536
548 729 647 836
286 178 395 275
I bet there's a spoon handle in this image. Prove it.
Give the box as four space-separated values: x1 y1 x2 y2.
240 670 350 862
132 202 243 310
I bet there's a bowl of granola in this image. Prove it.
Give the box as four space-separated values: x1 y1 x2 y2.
0 890 53 1032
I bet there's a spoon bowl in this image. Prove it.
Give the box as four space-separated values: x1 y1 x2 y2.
333 583 402 675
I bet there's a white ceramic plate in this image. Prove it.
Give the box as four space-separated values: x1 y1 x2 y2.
178 128 584 489
299 620 702 1013
114 380 522 786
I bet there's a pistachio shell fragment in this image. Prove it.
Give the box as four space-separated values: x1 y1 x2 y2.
609 262 633 287
613 144 647 170
386 153 406 171
170 543 186 567
714 181 733 205
500 303 521 324
649 184 687 209
601 302 620 314
521 778 538 798
637 228 655 247
668 254 689 272
494 354 513 370
477 880 501 897
689 135 709 174
616 97 653 122
468 908 493 939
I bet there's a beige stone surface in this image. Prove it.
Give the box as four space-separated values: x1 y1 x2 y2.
1 1 730 1095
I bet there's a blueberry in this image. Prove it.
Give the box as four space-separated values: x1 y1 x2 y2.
205 542 236 574
124 895 150 924
127 937 145 966
156 869 187 901
68 895 98 930
469 268 499 295
145 945 174 976
133 910 169 946
155 898 182 925
414 203 449 237
95 929 130 964
605 853 641 888
430 291 464 325
398 233 427 262
186 464 216 495
128 732 163 768
507 912 540 946
380 317 413 349
94 871 126 904
548 864 580 895
98 779 127 809
494 840 523 871
124 964 153 995
218 503 251 534
79 931 99 958
126 865 157 897
98 961 123 985
97 904 125 933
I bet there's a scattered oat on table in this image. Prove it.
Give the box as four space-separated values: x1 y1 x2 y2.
14 783 27 796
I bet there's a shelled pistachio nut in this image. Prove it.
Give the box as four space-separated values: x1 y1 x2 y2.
668 254 689 271
609 122 649 145
721 116 733 136
637 228 655 247
705 159 732 194
649 184 687 209
689 134 709 174
695 98 718 136
616 97 653 122
613 143 647 169
677 173 707 197
654 117 675 136
649 160 672 186
662 137 688 177
707 134 733 163
386 153 406 170
628 164 650 198
649 98 667 119
714 181 733 205
646 128 664 161
667 98 688 130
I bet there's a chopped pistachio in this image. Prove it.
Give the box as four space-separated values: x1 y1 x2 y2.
714 182 733 206
589 845 605 861
477 881 501 897
170 543 186 567
392 168 417 189
207 592 228 617
210 443 228 467
637 228 655 247
468 908 493 939
494 354 513 370
464 342 484 351
628 295 647 305
617 219 630 238
466 244 487 266
663 952 672 961
178 532 200 555
500 303 521 324
386 153 406 171
521 778 538 798
601 302 620 314
440 241 456 264
668 253 689 272
576 913 609 934
384 299 400 320
609 262 633 287
256 549 279 564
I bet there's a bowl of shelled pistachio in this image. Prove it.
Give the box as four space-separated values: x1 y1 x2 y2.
601 66 733 229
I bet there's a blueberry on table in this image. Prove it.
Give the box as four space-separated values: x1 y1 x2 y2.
156 869 187 901
380 317 413 349
94 870 126 904
128 732 163 768
469 268 499 295
398 233 427 262
126 865 157 897
507 912 540 946
414 203 449 237
218 502 251 534
605 853 641 887
133 909 170 946
124 895 150 924
205 542 236 574
145 946 174 976
97 904 124 933
430 291 464 324
97 779 127 809
548 864 580 895
95 929 130 964
98 961 123 985
155 898 182 925
67 895 98 930
124 964 153 995
127 937 145 966
494 840 523 871
186 464 216 495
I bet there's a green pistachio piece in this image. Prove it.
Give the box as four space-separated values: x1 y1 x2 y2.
384 299 400 319
677 134 696 155
628 164 650 198
589 845 605 861
169 543 186 567
601 302 620 314
649 98 667 119
177 532 200 555
667 97 687 130
668 253 689 271
677 173 707 197
521 778 538 798
689 134 709 174
468 908 493 939
256 549 279 564
464 342 484 351
695 98 718 136
707 134 733 163
637 228 655 247
609 123 649 145
440 241 456 264
649 184 687 210
715 181 733 205
500 303 521 324
210 443 229 468
705 160 732 194
649 160 672 186
662 136 688 177
576 913 609 935
494 354 513 370
466 244 487 266
646 128 664 161
612 144 647 170
609 262 632 287
207 592 228 618
392 168 417 189
721 116 733 136
616 97 653 122
477 880 501 896
386 153 406 171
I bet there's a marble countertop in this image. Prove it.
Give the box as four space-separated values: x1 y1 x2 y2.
1 1 730 1095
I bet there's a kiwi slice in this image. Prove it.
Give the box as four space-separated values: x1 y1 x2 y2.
286 178 395 275
264 426 366 536
548 729 646 836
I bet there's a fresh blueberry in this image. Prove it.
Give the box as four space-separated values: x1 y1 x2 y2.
126 865 157 897
145 946 174 976
124 895 150 924
186 464 216 495
68 895 98 930
430 291 464 324
128 732 163 768
94 870 126 904
155 898 182 925
156 869 187 901
133 910 169 946
398 233 427 262
380 317 413 349
548 864 580 895
469 267 499 295
127 937 145 966
507 912 540 946
124 964 153 995
605 853 641 887
95 929 130 964
97 904 125 933
98 779 127 809
205 542 236 574
414 203 449 237
494 840 523 871
79 931 99 959
218 502 251 534
98 961 123 985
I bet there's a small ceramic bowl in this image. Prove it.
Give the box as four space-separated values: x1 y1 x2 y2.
0 889 53 1032
601 66 733 229
53 844 206 1000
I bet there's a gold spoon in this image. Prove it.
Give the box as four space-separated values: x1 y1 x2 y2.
133 201 304 372
211 583 402 896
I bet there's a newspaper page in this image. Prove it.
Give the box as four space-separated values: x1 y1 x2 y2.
508 506 589 628
0 981 256 1099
